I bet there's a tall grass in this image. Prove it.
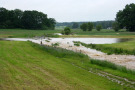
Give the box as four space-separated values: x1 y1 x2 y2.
30 41 87 59
90 59 135 75
81 43 135 55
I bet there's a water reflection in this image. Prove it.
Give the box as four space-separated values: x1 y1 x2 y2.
50 38 132 44
0 38 132 44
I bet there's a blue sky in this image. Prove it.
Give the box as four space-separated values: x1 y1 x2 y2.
1 0 135 22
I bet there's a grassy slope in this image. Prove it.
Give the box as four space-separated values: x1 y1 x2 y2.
0 41 130 90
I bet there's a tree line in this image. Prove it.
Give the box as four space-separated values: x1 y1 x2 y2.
0 7 56 30
80 22 102 31
77 3 135 32
56 21 114 29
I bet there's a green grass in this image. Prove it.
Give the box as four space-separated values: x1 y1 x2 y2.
80 39 135 55
90 59 135 74
0 29 62 38
0 41 133 89
71 29 135 35
0 29 135 38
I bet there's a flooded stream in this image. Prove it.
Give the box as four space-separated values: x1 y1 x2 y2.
0 37 135 70
0 38 131 44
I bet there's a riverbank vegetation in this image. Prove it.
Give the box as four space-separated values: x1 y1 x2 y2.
79 39 135 55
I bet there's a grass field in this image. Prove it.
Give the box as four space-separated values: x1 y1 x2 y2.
0 29 61 38
0 29 135 38
0 41 133 90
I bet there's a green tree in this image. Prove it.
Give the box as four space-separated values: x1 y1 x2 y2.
72 22 79 29
80 23 87 31
21 10 48 29
64 27 71 35
112 22 120 32
87 22 93 31
116 3 135 32
96 25 102 31
0 7 8 28
0 7 56 30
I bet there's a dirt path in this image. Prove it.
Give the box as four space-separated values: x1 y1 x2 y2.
31 38 135 70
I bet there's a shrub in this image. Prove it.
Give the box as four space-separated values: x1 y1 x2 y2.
64 27 71 35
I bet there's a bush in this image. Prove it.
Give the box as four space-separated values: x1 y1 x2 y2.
64 27 71 35
96 25 102 31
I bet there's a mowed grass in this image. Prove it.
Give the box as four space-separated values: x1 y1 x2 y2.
0 41 130 90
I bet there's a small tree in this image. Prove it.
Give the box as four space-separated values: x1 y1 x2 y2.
64 27 71 35
72 23 79 29
96 25 102 31
87 22 93 31
80 23 87 31
112 22 120 32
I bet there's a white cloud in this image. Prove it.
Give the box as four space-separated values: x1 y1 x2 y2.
1 0 135 22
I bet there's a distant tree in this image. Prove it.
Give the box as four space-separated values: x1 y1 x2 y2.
87 22 93 31
72 23 79 29
112 22 120 32
96 25 102 31
80 23 87 31
64 27 71 35
116 3 135 32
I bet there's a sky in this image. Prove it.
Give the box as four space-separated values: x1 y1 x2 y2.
1 0 135 22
